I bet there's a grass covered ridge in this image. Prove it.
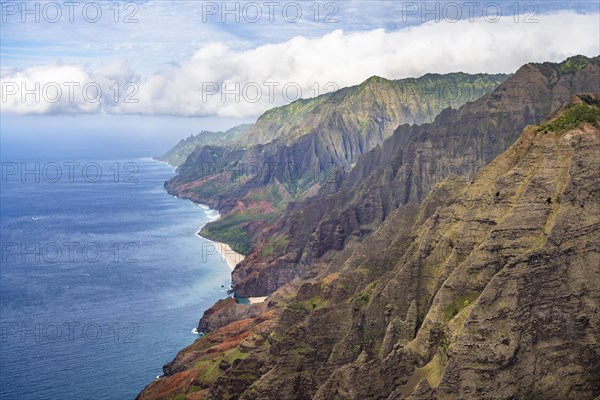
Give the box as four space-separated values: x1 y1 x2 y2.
537 96 600 135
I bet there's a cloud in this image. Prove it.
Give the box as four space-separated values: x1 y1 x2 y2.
1 60 137 114
2 10 599 117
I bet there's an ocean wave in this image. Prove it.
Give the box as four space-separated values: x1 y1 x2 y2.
191 328 204 336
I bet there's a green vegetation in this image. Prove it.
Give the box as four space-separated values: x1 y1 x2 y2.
351 281 376 309
442 292 480 321
556 55 599 75
269 331 284 342
201 211 280 255
537 101 600 135
202 223 251 255
438 332 450 359
193 348 249 385
263 234 288 259
195 359 224 383
248 184 285 204
357 293 370 308
224 348 250 363
289 296 324 311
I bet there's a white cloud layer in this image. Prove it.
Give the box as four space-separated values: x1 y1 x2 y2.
2 11 599 118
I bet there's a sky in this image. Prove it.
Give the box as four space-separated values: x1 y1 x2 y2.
1 0 599 153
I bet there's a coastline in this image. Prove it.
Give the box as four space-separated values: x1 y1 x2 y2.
153 158 244 271
155 157 262 305
197 233 245 270
215 241 245 270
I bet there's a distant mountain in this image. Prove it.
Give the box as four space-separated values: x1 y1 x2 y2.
244 73 510 148
166 73 508 253
230 55 600 297
155 124 251 166
138 92 600 400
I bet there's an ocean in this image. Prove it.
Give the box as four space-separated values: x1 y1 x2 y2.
0 156 232 399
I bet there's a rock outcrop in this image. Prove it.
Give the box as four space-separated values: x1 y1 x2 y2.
197 297 268 333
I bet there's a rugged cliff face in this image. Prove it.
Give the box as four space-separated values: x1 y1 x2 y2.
297 94 600 400
244 73 509 147
165 73 507 254
138 93 600 400
231 56 600 296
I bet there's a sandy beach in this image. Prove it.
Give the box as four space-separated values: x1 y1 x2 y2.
196 231 245 270
214 241 245 270
193 206 266 302
193 203 245 270
247 296 268 304
207 240 268 303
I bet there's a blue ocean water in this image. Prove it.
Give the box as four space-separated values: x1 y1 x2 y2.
0 157 232 399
